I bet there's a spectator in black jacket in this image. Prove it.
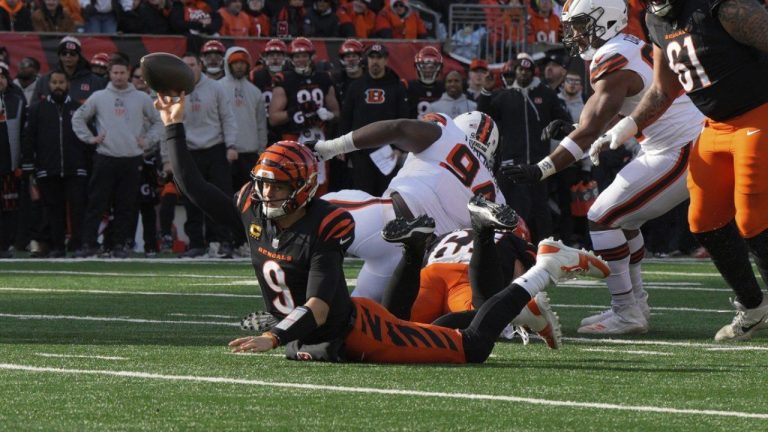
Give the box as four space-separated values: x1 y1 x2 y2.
0 0 33 31
304 0 339 36
340 43 409 196
21 71 87 257
120 0 172 34
0 61 27 258
477 53 571 242
32 36 107 104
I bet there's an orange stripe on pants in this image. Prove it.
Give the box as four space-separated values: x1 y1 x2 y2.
688 102 768 238
344 298 467 364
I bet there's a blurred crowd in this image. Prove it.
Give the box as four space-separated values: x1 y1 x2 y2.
0 0 708 259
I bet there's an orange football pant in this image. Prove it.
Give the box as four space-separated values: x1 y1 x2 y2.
687 102 768 238
410 263 474 324
344 297 467 364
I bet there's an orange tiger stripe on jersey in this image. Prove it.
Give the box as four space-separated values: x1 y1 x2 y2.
319 208 347 234
590 53 629 83
237 182 254 212
325 218 354 241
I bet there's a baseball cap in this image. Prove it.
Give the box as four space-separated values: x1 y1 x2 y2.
58 36 82 54
228 50 251 66
545 48 570 69
90 52 110 67
365 44 388 57
469 59 488 71
516 53 535 70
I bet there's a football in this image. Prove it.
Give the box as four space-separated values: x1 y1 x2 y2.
140 52 195 95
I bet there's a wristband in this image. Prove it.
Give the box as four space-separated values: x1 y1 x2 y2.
314 132 356 160
262 332 280 349
269 306 318 346
558 136 584 160
536 156 557 180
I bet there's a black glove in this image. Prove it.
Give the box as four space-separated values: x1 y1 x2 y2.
500 162 543 183
541 119 576 143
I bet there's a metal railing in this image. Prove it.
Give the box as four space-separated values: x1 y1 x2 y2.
446 3 528 68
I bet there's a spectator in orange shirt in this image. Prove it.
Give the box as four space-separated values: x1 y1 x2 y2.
338 0 376 38
219 0 255 36
244 0 269 36
480 0 527 56
375 0 426 39
527 0 560 44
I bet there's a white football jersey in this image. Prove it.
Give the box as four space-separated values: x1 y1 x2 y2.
590 34 704 153
385 114 505 235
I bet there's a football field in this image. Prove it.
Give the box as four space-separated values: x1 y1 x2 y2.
1 258 767 431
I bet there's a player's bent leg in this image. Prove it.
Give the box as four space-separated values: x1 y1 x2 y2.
380 215 436 319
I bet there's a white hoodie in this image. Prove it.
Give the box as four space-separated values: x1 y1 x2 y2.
221 47 268 154
72 82 163 158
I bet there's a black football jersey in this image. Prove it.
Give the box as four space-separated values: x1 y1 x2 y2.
646 0 768 121
235 183 356 344
275 70 335 135
425 229 536 286
331 69 356 112
251 67 284 144
407 80 445 119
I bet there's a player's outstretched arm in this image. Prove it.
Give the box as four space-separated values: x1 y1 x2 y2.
313 119 442 160
719 0 768 53
156 94 242 233
502 70 637 182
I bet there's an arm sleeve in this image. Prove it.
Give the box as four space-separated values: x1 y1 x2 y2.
306 209 355 302
165 123 243 232
255 90 268 153
21 104 37 172
218 85 238 148
71 98 97 144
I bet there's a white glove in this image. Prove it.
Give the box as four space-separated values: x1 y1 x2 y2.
313 132 355 161
588 116 639 166
316 107 335 121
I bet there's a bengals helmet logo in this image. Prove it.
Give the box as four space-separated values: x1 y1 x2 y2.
365 88 386 104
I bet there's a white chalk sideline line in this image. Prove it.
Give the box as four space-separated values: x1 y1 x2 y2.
579 348 673 356
1 270 252 279
0 363 765 419
0 287 260 299
565 337 768 350
0 313 238 327
34 353 128 361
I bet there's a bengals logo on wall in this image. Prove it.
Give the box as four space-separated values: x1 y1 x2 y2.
365 88 386 104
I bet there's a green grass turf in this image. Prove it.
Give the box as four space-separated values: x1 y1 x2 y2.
1 258 767 431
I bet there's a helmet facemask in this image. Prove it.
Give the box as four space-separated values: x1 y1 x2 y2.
562 10 606 60
340 53 361 74
291 53 313 76
416 61 441 85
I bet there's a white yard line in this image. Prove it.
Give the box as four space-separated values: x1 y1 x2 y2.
0 363 766 419
553 304 733 314
168 313 239 319
34 353 128 361
579 348 673 356
565 337 768 350
2 270 252 279
187 279 359 287
0 287 260 299
0 313 237 327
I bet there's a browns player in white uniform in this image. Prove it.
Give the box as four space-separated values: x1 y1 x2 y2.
317 111 504 302
503 0 703 334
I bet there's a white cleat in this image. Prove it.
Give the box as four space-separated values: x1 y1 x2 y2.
535 238 610 282
511 292 562 349
580 301 651 327
578 304 649 335
714 297 768 342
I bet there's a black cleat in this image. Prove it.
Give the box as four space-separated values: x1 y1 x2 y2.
382 214 436 248
467 195 519 233
240 311 280 332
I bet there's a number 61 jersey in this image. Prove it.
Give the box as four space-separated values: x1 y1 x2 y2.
645 0 768 122
384 113 505 235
